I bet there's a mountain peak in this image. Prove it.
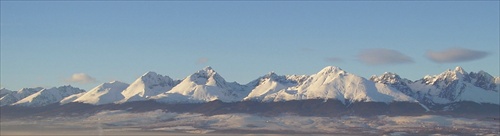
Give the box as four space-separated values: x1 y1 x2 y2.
370 72 402 83
318 66 344 74
142 71 159 77
195 66 219 78
0 88 12 92
372 72 401 79
454 66 466 74
203 66 216 74
441 66 468 80
0 88 13 98
188 66 227 86
315 66 348 78
264 71 278 78
379 72 399 77
13 85 85 107
204 66 213 71
155 66 245 103
118 71 177 103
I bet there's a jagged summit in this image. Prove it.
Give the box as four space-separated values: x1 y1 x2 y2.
154 67 246 103
422 66 470 85
317 66 345 75
203 66 214 71
0 87 44 106
263 71 279 79
454 66 466 73
200 66 217 74
118 72 178 103
469 70 498 92
370 72 404 84
141 71 161 78
404 67 499 105
188 66 227 86
442 66 465 73
194 66 217 76
13 86 85 107
242 66 418 104
244 72 302 102
370 72 415 99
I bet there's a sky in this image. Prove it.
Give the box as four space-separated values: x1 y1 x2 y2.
1 1 499 91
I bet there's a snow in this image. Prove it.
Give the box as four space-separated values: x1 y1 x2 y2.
0 87 44 106
407 67 500 105
249 66 416 103
59 92 85 104
74 81 129 105
370 66 499 105
456 83 500 104
154 66 247 103
243 72 305 101
12 86 85 107
118 72 179 103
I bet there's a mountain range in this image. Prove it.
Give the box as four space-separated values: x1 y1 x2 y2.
1 66 498 109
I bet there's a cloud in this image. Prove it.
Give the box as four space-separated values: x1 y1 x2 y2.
324 57 343 63
66 73 97 84
426 47 489 63
357 48 414 65
197 57 209 64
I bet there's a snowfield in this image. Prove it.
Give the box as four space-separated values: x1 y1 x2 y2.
2 110 498 135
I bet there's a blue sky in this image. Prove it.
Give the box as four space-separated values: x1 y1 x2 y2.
1 1 499 90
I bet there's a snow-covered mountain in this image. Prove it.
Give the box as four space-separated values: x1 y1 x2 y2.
0 87 44 106
154 66 247 103
408 67 499 105
5 66 498 107
243 72 308 102
74 81 129 105
247 66 417 104
118 72 180 103
372 67 499 105
12 85 85 107
468 70 499 91
0 88 13 98
370 72 415 98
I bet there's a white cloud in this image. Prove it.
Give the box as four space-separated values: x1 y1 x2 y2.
66 73 97 84
357 48 414 65
197 57 209 64
426 47 489 63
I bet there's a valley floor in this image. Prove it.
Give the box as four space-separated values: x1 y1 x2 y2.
1 110 498 136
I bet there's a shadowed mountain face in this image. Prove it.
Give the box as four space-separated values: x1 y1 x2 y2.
370 67 499 107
